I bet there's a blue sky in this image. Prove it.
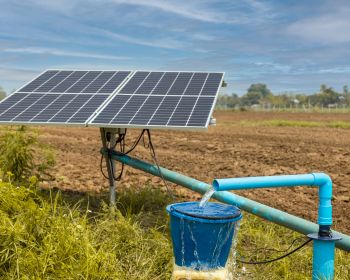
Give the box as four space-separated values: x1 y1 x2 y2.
0 0 349 95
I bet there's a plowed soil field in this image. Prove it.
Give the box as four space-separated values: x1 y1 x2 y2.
37 111 350 234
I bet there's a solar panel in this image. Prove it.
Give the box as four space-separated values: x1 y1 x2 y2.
0 70 223 130
90 71 223 129
0 70 132 126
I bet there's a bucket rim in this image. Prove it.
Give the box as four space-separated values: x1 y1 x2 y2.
166 202 242 223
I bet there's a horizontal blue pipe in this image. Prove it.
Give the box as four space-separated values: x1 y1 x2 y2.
213 173 332 225
101 148 350 252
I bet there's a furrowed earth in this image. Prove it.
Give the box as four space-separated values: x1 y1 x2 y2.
37 111 350 234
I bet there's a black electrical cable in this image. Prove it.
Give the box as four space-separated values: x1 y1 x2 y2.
144 129 175 199
100 129 174 199
237 238 312 265
100 132 127 181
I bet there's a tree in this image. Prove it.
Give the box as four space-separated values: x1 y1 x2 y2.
240 91 262 106
343 85 349 94
318 85 339 106
0 86 6 100
247 83 272 98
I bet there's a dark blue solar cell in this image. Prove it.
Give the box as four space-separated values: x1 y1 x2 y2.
151 72 178 95
19 70 59 92
167 96 197 126
35 71 73 92
111 95 147 124
51 71 88 93
148 96 180 125
82 72 115 93
168 72 193 95
0 94 43 121
0 93 28 113
50 95 91 122
184 73 208 96
92 94 132 124
65 71 101 93
187 97 215 127
31 94 75 122
135 72 164 95
98 71 131 94
200 73 223 96
68 95 107 123
12 94 60 122
119 71 149 94
130 95 164 125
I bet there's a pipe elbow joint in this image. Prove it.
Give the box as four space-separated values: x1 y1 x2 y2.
312 173 333 226
312 173 332 199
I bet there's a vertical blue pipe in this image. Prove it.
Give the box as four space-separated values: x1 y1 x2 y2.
213 173 337 280
312 240 335 280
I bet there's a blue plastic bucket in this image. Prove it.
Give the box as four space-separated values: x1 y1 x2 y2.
166 202 242 270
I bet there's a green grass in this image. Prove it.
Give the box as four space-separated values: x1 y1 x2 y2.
0 183 172 279
0 182 348 279
236 214 349 279
240 120 350 129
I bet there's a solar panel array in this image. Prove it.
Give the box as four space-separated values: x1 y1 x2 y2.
0 70 224 130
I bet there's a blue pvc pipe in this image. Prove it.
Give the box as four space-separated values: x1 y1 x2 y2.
213 173 336 279
102 149 350 253
213 173 332 225
312 240 335 280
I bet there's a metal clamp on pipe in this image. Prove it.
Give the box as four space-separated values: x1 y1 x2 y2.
213 173 342 280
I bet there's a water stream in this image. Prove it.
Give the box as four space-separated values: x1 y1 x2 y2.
199 187 215 208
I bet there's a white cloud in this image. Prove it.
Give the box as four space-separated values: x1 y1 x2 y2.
4 47 131 60
108 0 273 24
318 66 350 74
287 7 350 44
99 29 188 49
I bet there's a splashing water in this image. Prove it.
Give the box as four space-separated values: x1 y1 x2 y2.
199 187 215 208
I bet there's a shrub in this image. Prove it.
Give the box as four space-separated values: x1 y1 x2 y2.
0 126 55 183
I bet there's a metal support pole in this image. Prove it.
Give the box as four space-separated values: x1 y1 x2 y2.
100 128 117 207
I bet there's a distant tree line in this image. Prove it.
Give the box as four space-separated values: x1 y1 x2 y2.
216 83 350 109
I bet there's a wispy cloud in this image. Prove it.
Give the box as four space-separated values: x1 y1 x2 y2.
4 47 131 60
318 66 350 74
0 67 39 82
99 29 188 50
286 6 350 44
109 0 273 24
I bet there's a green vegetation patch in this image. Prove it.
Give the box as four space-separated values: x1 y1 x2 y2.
240 120 350 129
236 213 349 279
0 183 172 280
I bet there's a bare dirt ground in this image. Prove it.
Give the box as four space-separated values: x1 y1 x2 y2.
37 111 350 234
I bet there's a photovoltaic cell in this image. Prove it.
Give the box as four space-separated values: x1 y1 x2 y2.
35 71 73 92
168 72 193 95
66 71 101 93
19 70 59 92
50 71 88 93
98 71 131 94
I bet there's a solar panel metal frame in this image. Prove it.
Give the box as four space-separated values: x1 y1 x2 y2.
88 70 225 131
0 69 224 130
0 69 134 127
